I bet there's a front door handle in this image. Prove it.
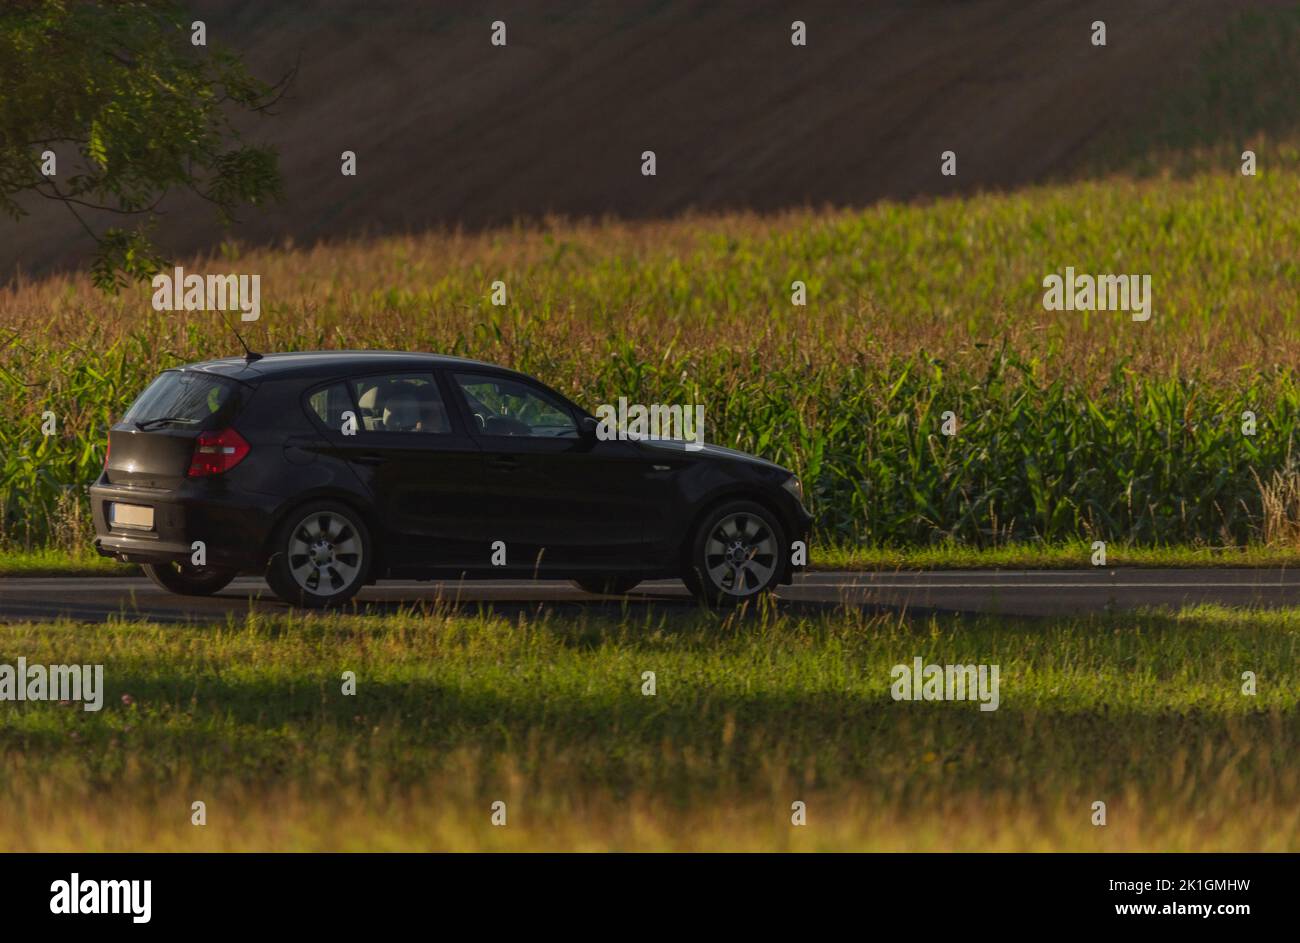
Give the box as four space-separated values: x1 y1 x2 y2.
487 455 519 470
353 452 387 466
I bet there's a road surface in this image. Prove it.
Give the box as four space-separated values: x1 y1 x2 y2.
5 569 1300 623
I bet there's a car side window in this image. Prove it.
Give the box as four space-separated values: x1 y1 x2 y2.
307 383 355 432
348 374 451 434
452 373 577 437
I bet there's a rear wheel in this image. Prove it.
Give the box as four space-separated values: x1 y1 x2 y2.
684 500 787 606
142 560 237 597
572 576 641 596
265 501 372 608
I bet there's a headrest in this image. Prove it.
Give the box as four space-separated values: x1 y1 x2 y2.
383 393 420 430
357 383 384 411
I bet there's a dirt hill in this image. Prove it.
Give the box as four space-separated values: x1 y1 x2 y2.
3 0 1292 278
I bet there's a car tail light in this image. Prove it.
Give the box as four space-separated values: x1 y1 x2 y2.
188 428 251 477
103 436 111 468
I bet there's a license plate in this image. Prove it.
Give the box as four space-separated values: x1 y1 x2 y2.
111 502 155 530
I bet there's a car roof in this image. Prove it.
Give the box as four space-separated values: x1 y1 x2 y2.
181 350 513 383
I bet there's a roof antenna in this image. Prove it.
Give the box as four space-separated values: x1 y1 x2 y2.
221 309 263 363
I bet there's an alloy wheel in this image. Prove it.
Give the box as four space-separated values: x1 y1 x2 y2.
703 511 777 597
287 510 363 595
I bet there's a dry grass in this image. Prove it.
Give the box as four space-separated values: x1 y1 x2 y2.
4 783 1295 853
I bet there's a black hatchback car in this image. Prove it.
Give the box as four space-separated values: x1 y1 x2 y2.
91 351 811 607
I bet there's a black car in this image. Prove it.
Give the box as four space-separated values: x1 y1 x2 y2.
91 351 812 607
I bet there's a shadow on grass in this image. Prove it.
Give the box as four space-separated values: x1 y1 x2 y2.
4 675 1294 798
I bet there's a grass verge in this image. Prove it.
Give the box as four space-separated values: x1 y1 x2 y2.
0 549 137 577
0 603 1295 851
6 542 1300 578
813 541 1300 570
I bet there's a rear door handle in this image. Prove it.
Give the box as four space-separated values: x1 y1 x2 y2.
487 455 519 470
353 452 387 466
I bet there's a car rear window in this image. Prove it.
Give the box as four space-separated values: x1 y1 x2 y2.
123 370 245 431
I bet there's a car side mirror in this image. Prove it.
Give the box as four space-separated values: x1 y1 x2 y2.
579 415 599 440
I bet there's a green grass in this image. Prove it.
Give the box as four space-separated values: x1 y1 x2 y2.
8 542 1300 578
813 541 1300 570
0 548 135 577
0 604 1295 850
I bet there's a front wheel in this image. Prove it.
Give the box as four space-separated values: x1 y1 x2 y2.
265 501 372 608
684 500 787 606
142 560 237 597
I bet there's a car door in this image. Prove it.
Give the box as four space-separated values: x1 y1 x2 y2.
306 372 484 571
445 370 652 574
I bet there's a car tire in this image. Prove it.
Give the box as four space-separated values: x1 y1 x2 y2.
685 500 787 606
265 501 372 608
572 576 641 596
142 560 238 596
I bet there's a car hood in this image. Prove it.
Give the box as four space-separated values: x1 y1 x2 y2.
634 437 790 473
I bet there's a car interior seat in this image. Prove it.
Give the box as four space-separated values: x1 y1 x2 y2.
382 392 421 431
356 382 394 431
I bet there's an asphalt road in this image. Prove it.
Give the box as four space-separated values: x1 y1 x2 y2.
5 569 1300 623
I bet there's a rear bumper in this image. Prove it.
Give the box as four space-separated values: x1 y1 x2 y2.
89 478 280 571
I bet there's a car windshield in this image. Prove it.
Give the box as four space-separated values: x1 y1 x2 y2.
123 370 243 430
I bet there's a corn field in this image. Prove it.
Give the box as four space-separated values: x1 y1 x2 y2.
3 155 1300 551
